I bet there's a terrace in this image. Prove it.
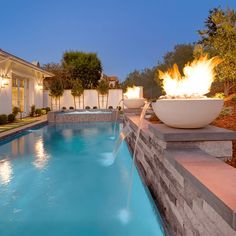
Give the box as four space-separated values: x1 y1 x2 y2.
0 4 235 236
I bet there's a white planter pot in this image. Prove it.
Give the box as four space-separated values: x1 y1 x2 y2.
152 98 224 128
123 98 145 109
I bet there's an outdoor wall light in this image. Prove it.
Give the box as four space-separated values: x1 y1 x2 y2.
0 75 10 88
36 82 43 90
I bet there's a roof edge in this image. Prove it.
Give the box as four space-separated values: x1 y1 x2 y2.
0 49 54 77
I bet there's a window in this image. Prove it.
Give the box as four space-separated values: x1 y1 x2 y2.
12 78 25 112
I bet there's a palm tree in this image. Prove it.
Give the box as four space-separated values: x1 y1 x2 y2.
71 80 84 109
97 80 109 109
49 78 64 110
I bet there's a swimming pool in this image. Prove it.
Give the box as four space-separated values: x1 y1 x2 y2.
0 122 165 236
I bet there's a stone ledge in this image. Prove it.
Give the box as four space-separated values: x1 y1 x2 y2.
165 148 236 231
48 110 117 123
149 124 236 142
124 114 236 234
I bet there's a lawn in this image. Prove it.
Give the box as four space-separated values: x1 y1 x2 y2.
0 117 40 133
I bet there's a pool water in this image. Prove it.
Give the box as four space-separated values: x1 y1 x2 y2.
0 122 165 236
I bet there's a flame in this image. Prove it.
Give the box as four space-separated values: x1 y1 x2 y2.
124 86 141 99
159 55 221 98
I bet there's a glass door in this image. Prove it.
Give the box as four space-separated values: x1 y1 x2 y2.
12 78 25 112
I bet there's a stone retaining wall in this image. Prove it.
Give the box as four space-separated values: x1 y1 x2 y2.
48 110 117 123
124 114 236 236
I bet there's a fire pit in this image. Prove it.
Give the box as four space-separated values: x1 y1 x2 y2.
152 98 223 128
123 86 145 109
152 56 224 128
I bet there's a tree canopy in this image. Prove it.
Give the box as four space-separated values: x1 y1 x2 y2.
97 79 110 95
42 63 69 89
71 79 84 109
62 51 102 89
122 44 194 99
161 44 194 73
198 7 236 95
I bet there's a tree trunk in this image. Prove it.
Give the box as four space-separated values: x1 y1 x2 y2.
78 96 80 109
82 93 84 109
73 96 76 109
102 95 104 108
98 93 100 109
106 91 109 109
224 82 230 97
59 97 61 110
55 97 58 110
50 97 53 111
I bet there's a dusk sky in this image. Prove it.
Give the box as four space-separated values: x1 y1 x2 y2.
1 0 235 81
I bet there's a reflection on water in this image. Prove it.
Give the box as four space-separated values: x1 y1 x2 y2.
11 136 25 156
82 127 99 136
62 129 73 139
0 158 13 185
33 138 50 170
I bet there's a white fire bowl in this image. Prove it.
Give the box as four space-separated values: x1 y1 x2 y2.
123 98 145 109
152 98 224 129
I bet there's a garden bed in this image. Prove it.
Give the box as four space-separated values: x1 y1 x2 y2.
213 97 236 167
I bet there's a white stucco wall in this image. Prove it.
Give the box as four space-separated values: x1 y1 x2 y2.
83 89 98 108
34 81 43 109
43 89 125 110
0 78 12 114
107 89 123 108
28 80 35 109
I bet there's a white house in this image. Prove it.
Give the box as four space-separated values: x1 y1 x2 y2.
0 49 53 116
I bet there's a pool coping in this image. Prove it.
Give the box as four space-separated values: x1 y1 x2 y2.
0 115 48 142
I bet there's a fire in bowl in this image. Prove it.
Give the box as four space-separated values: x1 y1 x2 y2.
152 98 224 128
123 98 145 109
123 86 145 109
152 55 224 128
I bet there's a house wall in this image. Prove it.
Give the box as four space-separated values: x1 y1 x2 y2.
34 81 43 109
0 77 12 114
0 69 46 116
28 79 35 109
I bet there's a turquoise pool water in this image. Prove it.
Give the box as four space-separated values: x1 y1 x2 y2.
0 122 165 236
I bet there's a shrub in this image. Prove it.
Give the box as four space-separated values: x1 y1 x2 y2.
30 105 36 117
117 106 122 111
69 106 74 110
12 106 20 116
108 106 113 109
93 106 97 109
85 106 90 109
35 108 42 116
45 107 51 113
7 113 15 123
232 96 236 103
213 93 225 99
0 114 8 125
220 106 233 116
41 109 47 115
62 107 66 110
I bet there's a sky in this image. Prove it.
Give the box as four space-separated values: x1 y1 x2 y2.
0 0 235 81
